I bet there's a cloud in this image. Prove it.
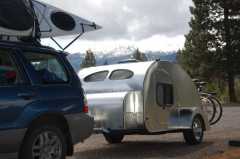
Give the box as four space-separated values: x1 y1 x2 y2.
41 0 192 41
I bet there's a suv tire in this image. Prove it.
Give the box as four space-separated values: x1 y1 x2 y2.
20 124 67 159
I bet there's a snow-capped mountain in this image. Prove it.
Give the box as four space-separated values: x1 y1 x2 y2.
67 46 177 71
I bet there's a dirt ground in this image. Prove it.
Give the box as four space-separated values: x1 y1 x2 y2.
70 107 240 159
207 148 240 159
1 107 240 159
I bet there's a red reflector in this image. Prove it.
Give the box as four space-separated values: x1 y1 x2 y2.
83 105 88 113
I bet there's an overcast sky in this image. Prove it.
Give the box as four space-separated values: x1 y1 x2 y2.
41 0 193 53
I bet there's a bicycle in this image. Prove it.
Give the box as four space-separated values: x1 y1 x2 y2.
193 79 223 125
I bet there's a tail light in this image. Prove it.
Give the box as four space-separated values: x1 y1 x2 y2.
83 104 89 113
83 92 89 113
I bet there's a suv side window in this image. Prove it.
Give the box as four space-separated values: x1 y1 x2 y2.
109 69 133 80
0 49 22 86
84 71 109 82
156 83 174 106
23 52 69 84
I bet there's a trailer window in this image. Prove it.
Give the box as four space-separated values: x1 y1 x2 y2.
84 71 109 82
109 69 133 80
157 83 174 106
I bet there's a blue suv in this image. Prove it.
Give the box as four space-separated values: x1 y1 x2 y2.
0 41 93 159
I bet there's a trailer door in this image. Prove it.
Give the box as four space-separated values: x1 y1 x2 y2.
145 69 174 132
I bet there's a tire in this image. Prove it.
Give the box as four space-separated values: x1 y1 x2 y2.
103 132 124 144
20 124 67 159
209 96 223 125
183 116 204 145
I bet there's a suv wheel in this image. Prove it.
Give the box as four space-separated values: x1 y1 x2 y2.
20 125 67 159
183 116 204 145
103 132 124 144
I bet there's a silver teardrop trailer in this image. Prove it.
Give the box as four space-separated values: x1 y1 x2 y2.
78 61 210 144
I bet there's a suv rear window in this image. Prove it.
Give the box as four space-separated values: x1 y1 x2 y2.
0 50 21 86
23 52 69 84
84 71 109 82
109 69 133 80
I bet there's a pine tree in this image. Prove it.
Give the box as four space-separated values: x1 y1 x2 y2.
208 0 240 102
132 49 148 61
103 60 108 65
180 0 214 78
80 49 96 69
180 0 240 102
141 53 148 61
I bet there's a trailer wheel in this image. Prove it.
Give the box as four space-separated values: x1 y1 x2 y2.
103 132 124 144
183 116 204 145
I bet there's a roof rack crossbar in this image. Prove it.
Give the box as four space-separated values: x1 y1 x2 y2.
50 22 97 51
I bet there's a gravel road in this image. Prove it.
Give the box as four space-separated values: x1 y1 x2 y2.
1 107 240 159
70 107 240 159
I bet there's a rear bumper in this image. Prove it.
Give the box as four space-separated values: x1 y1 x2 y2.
65 113 94 144
0 128 26 153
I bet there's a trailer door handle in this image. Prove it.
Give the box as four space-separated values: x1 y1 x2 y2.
18 92 36 100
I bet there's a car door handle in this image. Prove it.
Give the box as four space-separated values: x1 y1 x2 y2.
17 92 36 100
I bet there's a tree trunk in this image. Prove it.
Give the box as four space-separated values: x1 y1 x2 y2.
223 2 237 102
228 73 237 102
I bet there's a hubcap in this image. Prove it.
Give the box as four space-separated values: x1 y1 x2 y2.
32 131 62 159
193 119 203 141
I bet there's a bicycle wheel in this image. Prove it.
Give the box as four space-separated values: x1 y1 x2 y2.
200 95 216 123
209 96 223 125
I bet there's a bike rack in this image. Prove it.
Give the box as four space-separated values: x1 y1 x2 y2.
193 79 223 126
